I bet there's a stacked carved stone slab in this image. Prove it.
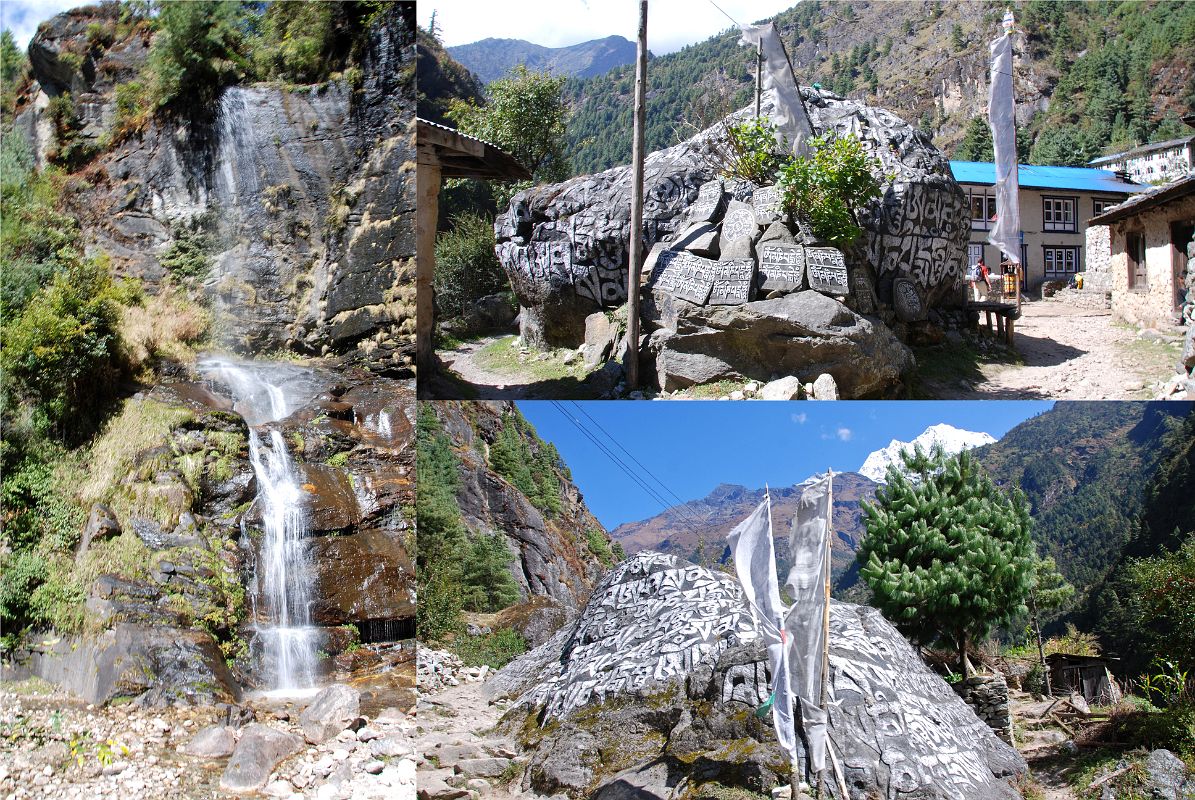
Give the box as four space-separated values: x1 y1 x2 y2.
493 552 1027 800
494 89 968 349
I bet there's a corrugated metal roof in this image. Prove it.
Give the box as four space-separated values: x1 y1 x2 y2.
1089 172 1195 225
949 161 1146 194
1089 136 1194 165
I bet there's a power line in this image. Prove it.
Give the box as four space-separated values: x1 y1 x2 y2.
549 401 706 527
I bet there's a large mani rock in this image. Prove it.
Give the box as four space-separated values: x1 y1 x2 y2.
490 552 1026 800
495 90 968 349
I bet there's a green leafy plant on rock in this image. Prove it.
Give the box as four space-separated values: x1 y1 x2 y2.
778 133 884 247
720 117 790 185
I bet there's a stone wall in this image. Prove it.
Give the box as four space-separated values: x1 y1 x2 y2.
1111 193 1195 330
1084 224 1113 292
956 674 1014 745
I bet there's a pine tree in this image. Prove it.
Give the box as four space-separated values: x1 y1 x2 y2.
460 533 521 612
857 445 1036 677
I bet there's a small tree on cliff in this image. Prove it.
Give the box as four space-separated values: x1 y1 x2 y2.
446 64 570 208
857 445 1035 677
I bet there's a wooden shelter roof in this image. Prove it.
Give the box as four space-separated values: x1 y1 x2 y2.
416 118 531 181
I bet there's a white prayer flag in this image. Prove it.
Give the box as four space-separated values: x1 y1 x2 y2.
738 22 814 158
987 19 1021 264
784 473 832 773
727 497 799 764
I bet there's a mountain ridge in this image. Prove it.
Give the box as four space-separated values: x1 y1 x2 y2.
448 34 639 84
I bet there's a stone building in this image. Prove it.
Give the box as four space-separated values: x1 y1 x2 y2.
1089 135 1195 185
1089 173 1195 330
950 161 1144 290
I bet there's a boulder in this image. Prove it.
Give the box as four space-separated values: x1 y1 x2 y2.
759 376 804 401
300 684 361 744
645 291 913 397
1182 325 1195 373
495 91 967 349
493 552 1026 800
1143 749 1191 800
582 311 621 369
76 504 121 559
182 725 237 759
811 373 839 401
219 724 303 794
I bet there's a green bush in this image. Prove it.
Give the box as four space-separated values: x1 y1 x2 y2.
159 225 213 280
722 117 789 185
452 627 528 669
252 1 337 83
433 212 507 320
587 529 615 567
146 1 247 111
778 133 884 248
0 255 127 442
0 550 48 644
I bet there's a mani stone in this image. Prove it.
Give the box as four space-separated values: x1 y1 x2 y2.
707 259 756 306
649 250 715 305
751 184 784 223
806 247 849 296
687 179 727 224
757 243 807 293
893 276 927 322
718 200 761 261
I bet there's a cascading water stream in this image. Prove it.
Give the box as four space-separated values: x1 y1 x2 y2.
197 357 324 692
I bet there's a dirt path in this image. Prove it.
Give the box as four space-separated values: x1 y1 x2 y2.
432 336 606 401
959 300 1180 400
435 337 538 400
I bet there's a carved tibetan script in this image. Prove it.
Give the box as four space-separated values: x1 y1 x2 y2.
650 250 714 304
807 247 849 295
758 243 806 292
708 259 756 305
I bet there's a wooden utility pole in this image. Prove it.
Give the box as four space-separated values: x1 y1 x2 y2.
755 39 763 117
625 0 648 390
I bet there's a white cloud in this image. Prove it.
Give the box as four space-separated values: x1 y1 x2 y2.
791 412 807 425
419 0 796 55
3 1 77 49
820 426 852 442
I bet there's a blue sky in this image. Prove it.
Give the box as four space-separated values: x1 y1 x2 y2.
3 1 76 48
519 401 1053 529
419 0 797 55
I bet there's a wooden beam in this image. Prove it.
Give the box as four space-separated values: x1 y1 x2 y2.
416 161 443 376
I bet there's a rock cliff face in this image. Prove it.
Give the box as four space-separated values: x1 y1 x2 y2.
429 401 615 610
15 5 416 366
494 90 967 353
492 552 1026 800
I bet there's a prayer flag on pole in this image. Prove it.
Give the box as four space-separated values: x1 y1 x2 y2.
738 22 814 157
987 9 1021 264
784 473 833 773
727 496 799 765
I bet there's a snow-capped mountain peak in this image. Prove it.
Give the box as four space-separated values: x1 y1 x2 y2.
858 424 996 482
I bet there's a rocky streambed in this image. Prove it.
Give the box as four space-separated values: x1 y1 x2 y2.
0 679 416 800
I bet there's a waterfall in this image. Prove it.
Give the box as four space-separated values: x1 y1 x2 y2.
197 356 323 692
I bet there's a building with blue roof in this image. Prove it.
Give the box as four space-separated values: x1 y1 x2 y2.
949 161 1145 289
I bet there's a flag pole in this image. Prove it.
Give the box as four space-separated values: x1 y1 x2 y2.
818 468 834 798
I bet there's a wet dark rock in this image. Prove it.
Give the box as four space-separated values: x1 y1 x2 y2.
21 623 239 707
308 528 415 624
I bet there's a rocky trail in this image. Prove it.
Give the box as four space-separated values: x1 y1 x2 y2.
958 299 1182 400
415 649 535 800
436 337 541 400
433 336 609 401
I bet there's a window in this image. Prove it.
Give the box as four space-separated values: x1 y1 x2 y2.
1093 198 1117 216
1043 196 1077 232
1043 246 1080 277
969 189 997 230
968 244 985 266
1127 231 1147 291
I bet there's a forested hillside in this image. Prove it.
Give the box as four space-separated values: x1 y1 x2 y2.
416 26 485 125
563 0 1195 175
977 402 1192 592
